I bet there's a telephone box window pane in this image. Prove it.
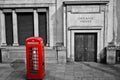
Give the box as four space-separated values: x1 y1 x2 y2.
29 47 38 74
17 13 34 45
5 13 13 45
38 12 47 45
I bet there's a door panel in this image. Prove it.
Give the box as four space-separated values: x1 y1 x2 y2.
116 50 120 63
75 33 97 62
87 33 96 61
75 34 84 61
0 49 1 63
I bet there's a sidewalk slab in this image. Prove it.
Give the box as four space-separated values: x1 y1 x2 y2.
0 61 120 80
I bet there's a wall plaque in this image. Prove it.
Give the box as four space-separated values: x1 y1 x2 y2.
67 12 104 27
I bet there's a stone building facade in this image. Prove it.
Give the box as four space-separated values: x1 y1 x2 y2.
0 0 120 64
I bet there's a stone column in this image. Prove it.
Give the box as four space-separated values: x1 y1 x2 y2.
34 9 39 36
0 10 7 46
63 6 67 47
12 10 19 46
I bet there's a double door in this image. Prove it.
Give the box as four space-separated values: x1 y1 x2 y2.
75 33 97 62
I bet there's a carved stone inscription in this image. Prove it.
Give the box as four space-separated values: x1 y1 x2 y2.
67 12 104 27
78 17 94 23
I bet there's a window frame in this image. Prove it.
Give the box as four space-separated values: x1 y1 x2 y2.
2 8 49 46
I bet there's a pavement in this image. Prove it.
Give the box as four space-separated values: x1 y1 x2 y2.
0 60 120 80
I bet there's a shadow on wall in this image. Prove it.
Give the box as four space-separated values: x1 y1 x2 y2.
99 47 107 64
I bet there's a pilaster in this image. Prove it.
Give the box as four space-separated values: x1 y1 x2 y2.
0 10 7 46
12 10 19 46
34 9 39 37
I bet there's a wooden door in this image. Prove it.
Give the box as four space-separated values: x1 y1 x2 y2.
116 50 120 63
75 33 97 62
0 49 1 63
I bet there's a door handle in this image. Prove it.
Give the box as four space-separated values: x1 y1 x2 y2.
85 48 88 52
85 48 87 50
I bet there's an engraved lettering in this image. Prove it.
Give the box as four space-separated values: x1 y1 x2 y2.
78 17 94 23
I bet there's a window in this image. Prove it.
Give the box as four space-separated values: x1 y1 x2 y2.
5 13 13 46
38 12 47 45
17 12 34 45
3 8 48 46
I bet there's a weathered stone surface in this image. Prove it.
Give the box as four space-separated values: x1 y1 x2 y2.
0 62 120 80
0 0 55 4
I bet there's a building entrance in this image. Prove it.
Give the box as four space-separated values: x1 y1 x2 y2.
75 33 97 62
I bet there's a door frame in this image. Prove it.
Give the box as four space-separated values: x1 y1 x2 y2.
67 28 104 62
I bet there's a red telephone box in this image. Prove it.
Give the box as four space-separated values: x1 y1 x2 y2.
26 37 45 80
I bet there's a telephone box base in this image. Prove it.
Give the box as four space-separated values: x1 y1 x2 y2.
27 78 42 80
